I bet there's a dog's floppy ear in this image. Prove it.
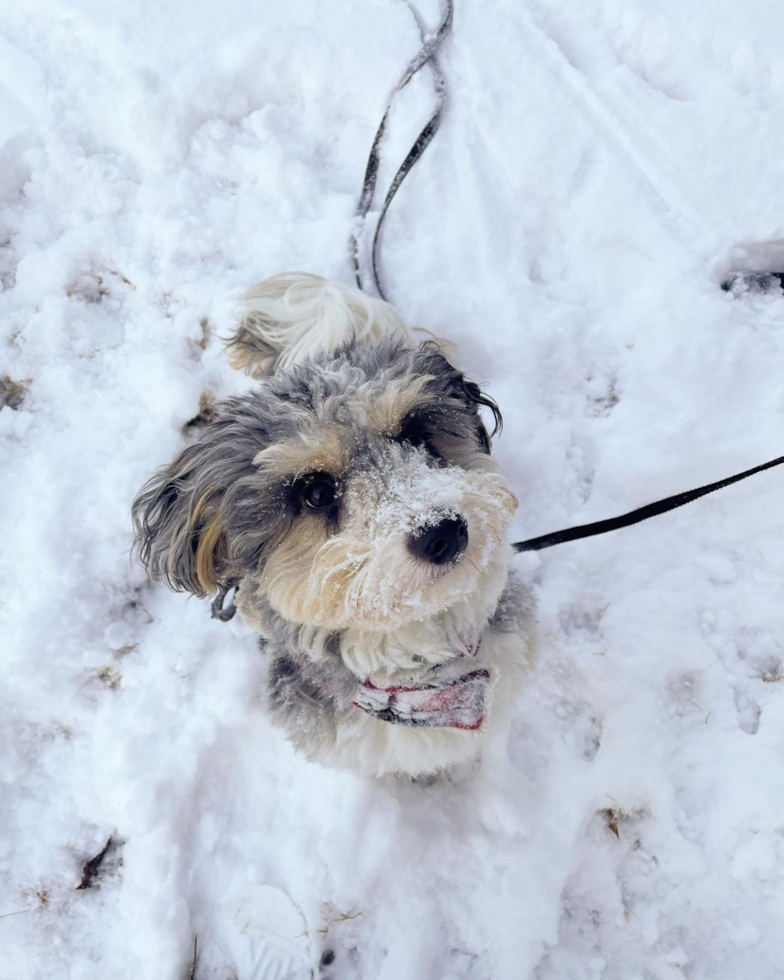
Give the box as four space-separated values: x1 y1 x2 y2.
458 376 503 453
414 341 503 453
132 439 231 597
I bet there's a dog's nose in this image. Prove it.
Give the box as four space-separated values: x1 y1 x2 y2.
409 517 469 565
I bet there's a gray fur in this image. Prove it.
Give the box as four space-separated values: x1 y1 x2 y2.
131 338 500 596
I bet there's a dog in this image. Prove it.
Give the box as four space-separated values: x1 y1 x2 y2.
132 274 535 777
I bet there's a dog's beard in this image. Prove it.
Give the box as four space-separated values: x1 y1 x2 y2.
259 448 517 633
290 558 510 731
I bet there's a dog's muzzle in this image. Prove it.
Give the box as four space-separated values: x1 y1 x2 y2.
352 668 490 730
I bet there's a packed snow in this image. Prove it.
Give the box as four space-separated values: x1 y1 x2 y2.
2 0 784 977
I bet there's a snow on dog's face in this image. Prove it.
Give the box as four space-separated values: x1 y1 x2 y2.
132 339 516 633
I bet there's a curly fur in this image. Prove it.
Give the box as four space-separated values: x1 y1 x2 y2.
132 274 536 777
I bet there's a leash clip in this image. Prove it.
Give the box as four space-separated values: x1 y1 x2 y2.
211 580 239 622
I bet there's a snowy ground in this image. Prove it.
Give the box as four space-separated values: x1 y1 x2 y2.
3 0 784 977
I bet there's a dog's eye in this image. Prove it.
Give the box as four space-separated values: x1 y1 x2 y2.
303 475 337 511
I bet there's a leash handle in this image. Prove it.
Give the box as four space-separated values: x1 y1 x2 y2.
350 0 454 300
514 454 784 553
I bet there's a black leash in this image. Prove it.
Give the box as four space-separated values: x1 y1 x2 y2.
514 454 784 553
350 0 453 300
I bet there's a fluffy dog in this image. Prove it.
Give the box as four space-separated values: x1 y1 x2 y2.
132 274 535 777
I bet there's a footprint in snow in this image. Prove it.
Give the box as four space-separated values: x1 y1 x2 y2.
198 883 312 980
720 239 784 299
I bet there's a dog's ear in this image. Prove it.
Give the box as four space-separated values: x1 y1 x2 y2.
457 376 503 453
414 341 503 453
131 439 231 597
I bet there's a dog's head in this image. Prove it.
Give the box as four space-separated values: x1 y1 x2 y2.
132 337 517 633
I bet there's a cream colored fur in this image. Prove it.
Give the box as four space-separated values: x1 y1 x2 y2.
299 546 511 680
230 272 414 378
305 627 533 778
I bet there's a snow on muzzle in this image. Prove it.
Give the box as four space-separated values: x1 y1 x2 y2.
304 448 518 630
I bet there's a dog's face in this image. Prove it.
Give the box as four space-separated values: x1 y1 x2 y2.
132 339 516 637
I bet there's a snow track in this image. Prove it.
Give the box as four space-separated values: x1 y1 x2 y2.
519 3 718 252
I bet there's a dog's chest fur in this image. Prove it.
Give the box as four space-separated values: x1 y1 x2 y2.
236 561 535 777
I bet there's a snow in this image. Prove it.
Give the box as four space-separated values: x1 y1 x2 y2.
2 0 784 976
